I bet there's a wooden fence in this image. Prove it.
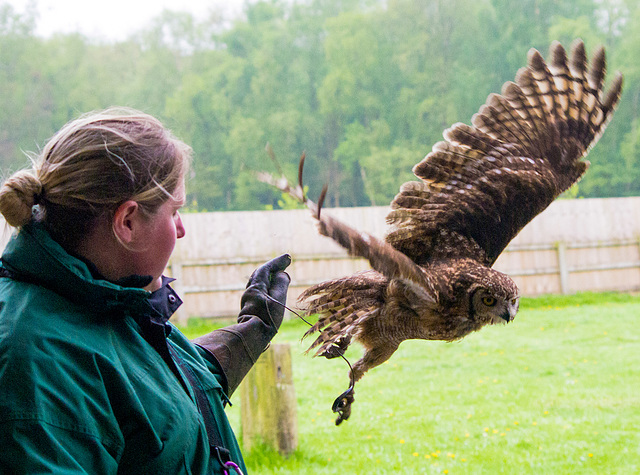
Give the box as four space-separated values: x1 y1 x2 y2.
166 196 640 322
1 197 638 322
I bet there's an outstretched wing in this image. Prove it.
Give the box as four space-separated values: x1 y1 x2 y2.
387 40 623 267
258 158 436 296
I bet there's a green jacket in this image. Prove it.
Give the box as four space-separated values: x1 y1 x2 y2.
0 222 246 474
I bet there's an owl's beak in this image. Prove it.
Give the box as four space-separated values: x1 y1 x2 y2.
500 310 513 323
501 305 518 323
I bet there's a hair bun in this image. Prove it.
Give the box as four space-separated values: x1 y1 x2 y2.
0 171 43 227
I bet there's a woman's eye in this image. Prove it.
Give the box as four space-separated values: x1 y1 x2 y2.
482 297 497 306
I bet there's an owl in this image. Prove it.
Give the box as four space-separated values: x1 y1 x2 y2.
259 40 622 424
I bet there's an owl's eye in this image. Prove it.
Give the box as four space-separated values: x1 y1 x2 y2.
482 296 497 307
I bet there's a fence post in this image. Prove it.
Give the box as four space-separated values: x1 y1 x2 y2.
556 241 570 294
240 343 298 455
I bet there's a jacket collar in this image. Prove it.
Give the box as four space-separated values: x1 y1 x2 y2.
1 220 153 316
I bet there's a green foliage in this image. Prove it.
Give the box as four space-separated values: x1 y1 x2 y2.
1 0 639 210
276 186 308 210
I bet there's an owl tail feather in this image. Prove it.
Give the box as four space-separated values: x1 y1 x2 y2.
299 271 386 358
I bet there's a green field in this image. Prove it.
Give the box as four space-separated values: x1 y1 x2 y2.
179 292 640 474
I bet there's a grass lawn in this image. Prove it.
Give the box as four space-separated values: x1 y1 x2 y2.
179 292 640 474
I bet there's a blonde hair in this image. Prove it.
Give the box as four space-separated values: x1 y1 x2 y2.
0 108 191 250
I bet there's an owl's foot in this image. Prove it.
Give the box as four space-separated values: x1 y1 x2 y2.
332 386 355 425
322 336 352 359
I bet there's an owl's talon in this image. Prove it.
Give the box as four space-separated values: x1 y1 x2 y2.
332 386 355 425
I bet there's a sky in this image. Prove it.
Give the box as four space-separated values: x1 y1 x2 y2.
6 0 247 41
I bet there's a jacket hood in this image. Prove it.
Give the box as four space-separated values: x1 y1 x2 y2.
0 221 152 316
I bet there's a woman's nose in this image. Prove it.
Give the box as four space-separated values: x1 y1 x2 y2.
176 213 186 239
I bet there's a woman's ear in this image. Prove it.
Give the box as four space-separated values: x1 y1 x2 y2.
111 200 140 246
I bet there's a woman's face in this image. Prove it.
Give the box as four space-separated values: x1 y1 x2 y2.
134 181 186 290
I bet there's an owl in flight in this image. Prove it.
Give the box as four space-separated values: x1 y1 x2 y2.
259 40 622 424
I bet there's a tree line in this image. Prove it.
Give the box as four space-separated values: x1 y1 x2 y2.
1 0 638 211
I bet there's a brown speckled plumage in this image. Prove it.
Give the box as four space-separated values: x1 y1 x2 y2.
259 40 622 424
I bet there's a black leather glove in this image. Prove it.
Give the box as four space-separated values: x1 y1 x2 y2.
193 254 291 396
238 253 291 329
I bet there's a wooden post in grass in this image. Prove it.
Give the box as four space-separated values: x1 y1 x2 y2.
240 343 298 455
556 241 570 294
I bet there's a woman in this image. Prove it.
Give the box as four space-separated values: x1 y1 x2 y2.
0 108 291 474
